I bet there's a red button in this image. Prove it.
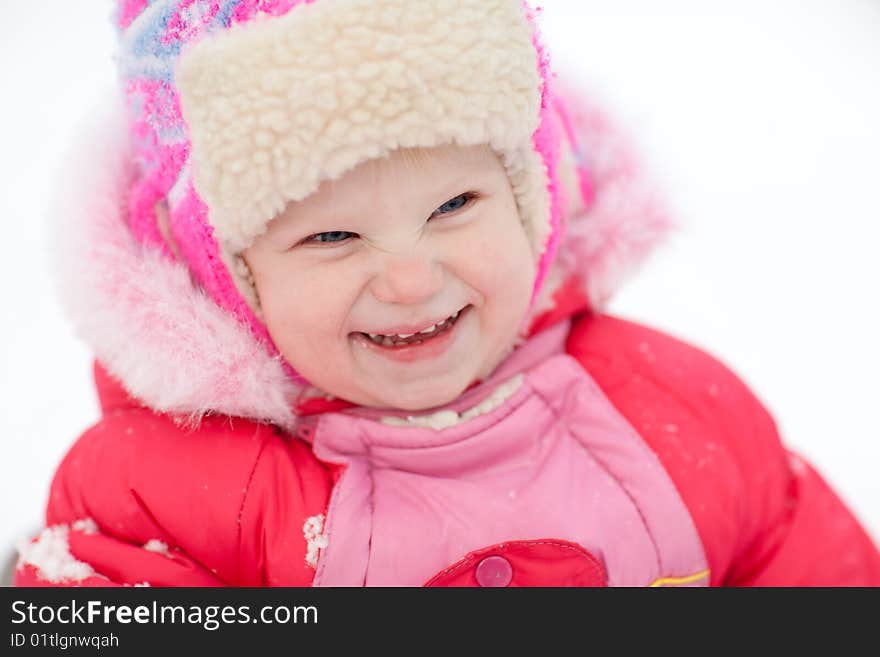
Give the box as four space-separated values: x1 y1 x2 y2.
475 555 513 587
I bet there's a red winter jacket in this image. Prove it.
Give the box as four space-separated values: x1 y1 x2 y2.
14 312 880 587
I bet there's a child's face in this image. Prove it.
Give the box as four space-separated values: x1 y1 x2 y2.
243 144 536 411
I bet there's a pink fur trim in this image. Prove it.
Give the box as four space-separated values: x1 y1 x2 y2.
51 100 300 429
551 82 674 308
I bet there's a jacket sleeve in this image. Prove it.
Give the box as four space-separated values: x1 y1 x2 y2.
14 405 331 587
727 452 880 586
568 313 880 586
13 409 244 587
14 523 224 587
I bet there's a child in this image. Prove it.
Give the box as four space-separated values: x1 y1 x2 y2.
15 0 880 587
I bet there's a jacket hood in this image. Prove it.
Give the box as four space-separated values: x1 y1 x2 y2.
52 86 670 430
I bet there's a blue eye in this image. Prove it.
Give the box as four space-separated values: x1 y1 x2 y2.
306 231 357 244
433 193 474 217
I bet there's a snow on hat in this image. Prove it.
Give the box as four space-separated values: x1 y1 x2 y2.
117 0 563 374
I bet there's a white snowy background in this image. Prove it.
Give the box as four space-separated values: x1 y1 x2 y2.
2 0 878 572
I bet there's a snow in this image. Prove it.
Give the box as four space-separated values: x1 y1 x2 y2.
143 539 171 557
71 518 99 535
303 514 328 569
1 0 878 570
15 523 97 583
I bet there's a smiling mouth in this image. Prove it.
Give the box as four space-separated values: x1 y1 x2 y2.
356 306 469 348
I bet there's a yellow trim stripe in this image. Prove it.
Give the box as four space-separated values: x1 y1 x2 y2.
648 569 711 587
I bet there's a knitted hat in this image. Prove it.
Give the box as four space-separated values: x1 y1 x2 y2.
117 0 564 375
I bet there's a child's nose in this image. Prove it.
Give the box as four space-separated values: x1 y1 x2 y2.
369 253 444 305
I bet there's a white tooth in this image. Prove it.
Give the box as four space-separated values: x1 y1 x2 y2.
397 333 415 338
382 337 395 346
451 310 460 319
369 333 381 339
419 324 437 334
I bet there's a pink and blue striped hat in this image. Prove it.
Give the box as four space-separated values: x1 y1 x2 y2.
116 0 567 374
